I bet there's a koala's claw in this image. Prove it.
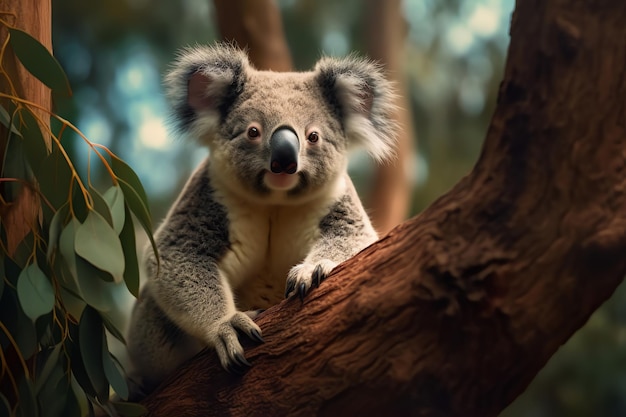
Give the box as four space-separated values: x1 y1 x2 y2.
312 264 324 288
215 312 262 374
298 283 307 302
285 259 338 300
285 280 296 299
250 328 264 343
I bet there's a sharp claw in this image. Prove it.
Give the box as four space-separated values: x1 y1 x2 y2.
298 283 307 302
250 328 265 343
234 352 252 368
285 280 296 298
312 264 324 288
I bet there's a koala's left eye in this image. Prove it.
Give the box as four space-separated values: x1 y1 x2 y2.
307 131 320 143
247 126 261 139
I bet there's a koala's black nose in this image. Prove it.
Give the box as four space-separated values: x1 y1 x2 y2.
269 128 299 174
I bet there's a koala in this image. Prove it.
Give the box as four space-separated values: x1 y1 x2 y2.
126 43 397 395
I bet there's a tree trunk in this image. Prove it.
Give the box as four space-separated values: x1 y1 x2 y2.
0 0 51 253
142 0 626 415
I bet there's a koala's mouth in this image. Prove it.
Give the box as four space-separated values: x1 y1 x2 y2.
263 170 299 191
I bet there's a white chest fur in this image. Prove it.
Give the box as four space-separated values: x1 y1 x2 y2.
213 182 344 310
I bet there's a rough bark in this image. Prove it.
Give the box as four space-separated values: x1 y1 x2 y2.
143 0 626 416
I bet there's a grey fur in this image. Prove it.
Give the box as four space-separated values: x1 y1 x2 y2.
127 43 398 395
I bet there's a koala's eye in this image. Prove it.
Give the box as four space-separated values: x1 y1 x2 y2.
247 126 261 139
307 131 320 143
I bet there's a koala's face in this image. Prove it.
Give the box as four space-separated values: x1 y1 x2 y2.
165 44 397 204
210 72 349 202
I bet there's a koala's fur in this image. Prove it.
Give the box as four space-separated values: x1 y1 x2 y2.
126 43 397 394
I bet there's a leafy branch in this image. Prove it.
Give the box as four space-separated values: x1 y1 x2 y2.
0 23 155 417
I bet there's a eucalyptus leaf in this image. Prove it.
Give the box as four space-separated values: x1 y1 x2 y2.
119 207 139 297
17 376 38 417
47 205 68 261
101 313 126 345
35 145 72 211
103 185 125 235
89 186 114 228
110 156 148 208
78 307 109 403
36 357 68 417
0 288 37 358
8 27 72 97
59 217 80 280
19 108 49 169
0 103 22 136
102 348 128 401
118 179 158 266
16 262 55 321
35 343 63 392
75 210 125 283
1 126 27 201
67 323 97 399
59 219 117 311
111 402 148 417
75 256 117 311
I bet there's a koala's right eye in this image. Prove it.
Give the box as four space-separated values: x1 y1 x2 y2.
247 126 261 139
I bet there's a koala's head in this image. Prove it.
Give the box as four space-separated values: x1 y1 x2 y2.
165 43 397 205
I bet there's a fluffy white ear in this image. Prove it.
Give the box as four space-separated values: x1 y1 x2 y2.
314 55 398 163
164 43 250 140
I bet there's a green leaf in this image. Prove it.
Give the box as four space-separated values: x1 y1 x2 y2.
59 218 79 280
118 179 158 266
17 376 38 417
103 185 125 235
111 402 148 417
17 262 55 321
8 28 71 97
119 207 139 297
67 323 96 399
1 125 27 201
35 144 72 211
61 380 84 417
47 205 68 261
0 287 37 358
102 348 128 401
35 354 68 417
59 218 116 312
19 108 49 169
35 343 63 392
89 186 113 228
110 157 148 208
0 103 22 136
75 210 125 283
78 307 109 403
101 313 126 345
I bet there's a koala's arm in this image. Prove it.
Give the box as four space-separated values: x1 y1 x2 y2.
285 177 379 299
143 161 262 372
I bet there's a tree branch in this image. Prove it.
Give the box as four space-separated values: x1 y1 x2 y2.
142 0 626 415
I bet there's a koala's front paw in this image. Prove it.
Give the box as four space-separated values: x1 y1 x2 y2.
285 259 338 301
213 312 264 374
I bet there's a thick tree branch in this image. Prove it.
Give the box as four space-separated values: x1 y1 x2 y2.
142 0 626 415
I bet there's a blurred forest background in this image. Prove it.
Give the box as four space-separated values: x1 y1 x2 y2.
50 0 626 415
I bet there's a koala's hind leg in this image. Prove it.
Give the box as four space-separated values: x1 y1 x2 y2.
126 287 204 396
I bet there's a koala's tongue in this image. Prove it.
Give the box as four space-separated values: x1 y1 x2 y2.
264 171 298 191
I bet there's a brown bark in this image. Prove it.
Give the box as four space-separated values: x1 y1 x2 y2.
143 0 626 416
0 0 51 254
